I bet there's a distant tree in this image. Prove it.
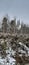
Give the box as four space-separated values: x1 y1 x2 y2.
2 17 8 33
17 19 20 27
10 18 16 33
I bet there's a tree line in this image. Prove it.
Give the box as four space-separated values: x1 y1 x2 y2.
0 15 29 34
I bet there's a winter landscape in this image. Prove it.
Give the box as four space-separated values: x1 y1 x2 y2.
0 16 29 65
0 0 29 65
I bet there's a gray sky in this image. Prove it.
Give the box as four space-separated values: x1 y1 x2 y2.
0 0 29 24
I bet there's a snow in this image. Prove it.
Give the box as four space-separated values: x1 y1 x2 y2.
17 25 21 30
0 47 16 65
12 50 16 56
0 40 29 65
18 42 29 56
0 54 16 65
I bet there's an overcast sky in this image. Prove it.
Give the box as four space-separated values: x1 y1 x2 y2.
0 0 29 24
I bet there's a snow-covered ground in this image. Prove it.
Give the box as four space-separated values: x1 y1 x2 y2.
18 42 29 56
0 39 29 65
0 47 16 65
